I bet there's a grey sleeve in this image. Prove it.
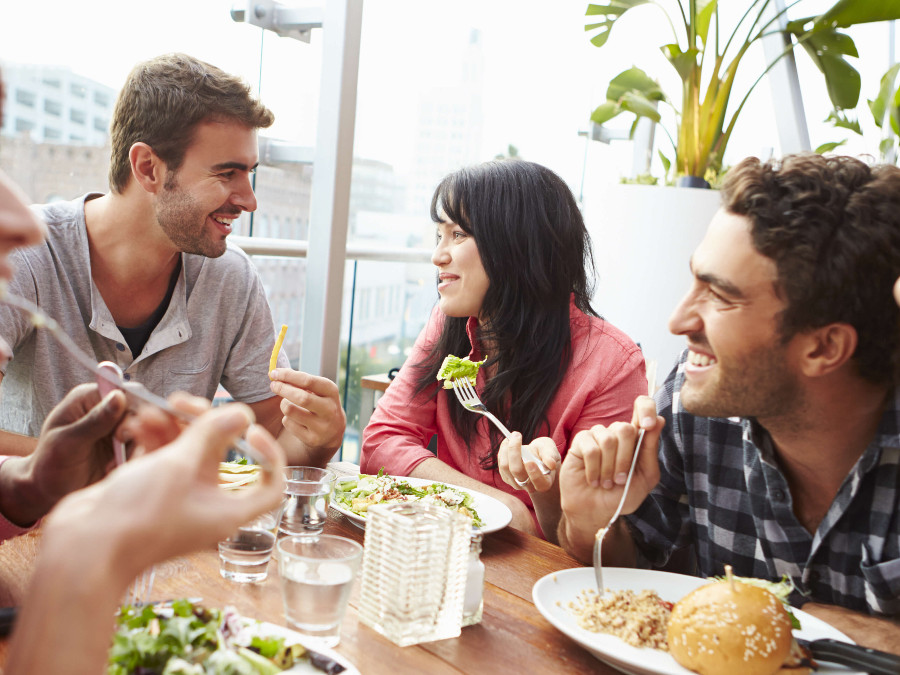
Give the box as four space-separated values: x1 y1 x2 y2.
0 252 39 376
218 264 290 403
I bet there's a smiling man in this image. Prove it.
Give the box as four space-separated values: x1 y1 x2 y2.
0 53 345 466
556 154 900 652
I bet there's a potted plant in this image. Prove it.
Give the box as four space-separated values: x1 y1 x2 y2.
585 0 900 186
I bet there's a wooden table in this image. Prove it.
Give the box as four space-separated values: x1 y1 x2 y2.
0 511 610 673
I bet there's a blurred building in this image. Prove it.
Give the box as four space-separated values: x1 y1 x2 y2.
405 29 485 216
1 64 115 146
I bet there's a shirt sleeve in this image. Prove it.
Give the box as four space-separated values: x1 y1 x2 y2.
218 257 288 403
360 314 443 476
625 357 693 568
0 250 39 377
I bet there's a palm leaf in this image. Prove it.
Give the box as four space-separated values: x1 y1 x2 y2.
585 0 653 48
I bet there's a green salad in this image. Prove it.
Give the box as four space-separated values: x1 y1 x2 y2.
712 573 802 629
436 355 485 389
333 469 483 528
108 599 345 674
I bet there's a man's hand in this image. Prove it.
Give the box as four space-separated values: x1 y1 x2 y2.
269 368 346 464
0 384 128 526
116 391 212 457
45 403 286 571
558 395 663 561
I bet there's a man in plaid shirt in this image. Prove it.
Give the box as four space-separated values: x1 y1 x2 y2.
556 154 900 652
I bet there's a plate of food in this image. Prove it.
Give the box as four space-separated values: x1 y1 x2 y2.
331 471 512 534
532 567 865 675
219 460 262 490
108 599 359 674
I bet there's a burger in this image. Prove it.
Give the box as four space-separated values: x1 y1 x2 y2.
667 568 813 675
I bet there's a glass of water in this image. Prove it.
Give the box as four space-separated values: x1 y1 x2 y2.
218 512 278 583
279 466 336 537
277 534 363 647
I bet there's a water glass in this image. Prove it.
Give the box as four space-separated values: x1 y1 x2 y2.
277 534 363 648
358 502 470 646
218 513 278 583
279 466 335 538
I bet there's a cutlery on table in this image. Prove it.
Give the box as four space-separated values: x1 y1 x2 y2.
797 637 900 675
451 378 551 476
593 428 645 593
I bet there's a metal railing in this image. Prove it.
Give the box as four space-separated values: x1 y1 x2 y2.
231 236 432 263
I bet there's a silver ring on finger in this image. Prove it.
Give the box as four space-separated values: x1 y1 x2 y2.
514 476 530 488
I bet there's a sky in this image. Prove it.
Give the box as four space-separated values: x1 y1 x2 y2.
1 0 896 193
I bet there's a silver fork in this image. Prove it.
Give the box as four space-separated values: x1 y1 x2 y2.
451 378 550 476
593 428 645 593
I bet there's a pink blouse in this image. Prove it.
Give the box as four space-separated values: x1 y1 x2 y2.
361 300 648 522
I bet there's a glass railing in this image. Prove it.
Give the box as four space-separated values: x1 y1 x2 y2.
232 236 435 463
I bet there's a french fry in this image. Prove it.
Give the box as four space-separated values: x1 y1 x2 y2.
269 323 287 378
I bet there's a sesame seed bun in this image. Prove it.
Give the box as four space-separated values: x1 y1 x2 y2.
667 580 793 675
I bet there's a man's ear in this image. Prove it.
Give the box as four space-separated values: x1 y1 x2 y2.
128 142 165 194
797 323 857 377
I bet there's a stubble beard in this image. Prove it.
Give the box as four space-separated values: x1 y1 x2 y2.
680 341 799 421
156 175 227 258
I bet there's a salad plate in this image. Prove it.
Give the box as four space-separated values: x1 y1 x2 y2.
107 600 360 674
246 622 360 674
532 567 864 675
331 473 512 534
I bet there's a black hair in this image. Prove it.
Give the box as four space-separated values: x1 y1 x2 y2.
413 159 598 468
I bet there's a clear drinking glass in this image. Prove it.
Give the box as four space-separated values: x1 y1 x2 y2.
218 513 278 582
358 502 470 646
279 466 335 538
277 534 363 648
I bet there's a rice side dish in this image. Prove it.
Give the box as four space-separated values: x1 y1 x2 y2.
568 589 672 650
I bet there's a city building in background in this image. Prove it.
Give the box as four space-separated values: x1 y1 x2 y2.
0 64 115 146
404 29 484 216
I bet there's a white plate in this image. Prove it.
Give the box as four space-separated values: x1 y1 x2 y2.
532 567 864 675
331 474 513 534
243 621 360 674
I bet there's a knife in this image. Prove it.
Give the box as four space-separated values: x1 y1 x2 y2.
797 638 900 675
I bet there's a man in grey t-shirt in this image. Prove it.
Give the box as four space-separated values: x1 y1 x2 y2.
0 53 345 466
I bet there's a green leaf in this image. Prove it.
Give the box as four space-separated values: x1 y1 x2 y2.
658 150 671 176
792 26 861 109
606 66 665 102
816 0 900 28
869 62 900 129
878 138 896 156
825 110 861 134
661 44 699 82
250 635 285 660
695 0 718 47
620 91 662 121
814 140 847 154
584 0 653 48
591 101 622 126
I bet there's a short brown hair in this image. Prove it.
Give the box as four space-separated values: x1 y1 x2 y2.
108 53 274 193
721 153 900 385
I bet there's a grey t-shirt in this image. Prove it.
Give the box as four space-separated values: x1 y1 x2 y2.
0 193 288 436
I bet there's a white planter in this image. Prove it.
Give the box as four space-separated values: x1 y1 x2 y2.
583 183 721 381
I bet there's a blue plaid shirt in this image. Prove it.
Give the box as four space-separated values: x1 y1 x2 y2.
626 350 900 616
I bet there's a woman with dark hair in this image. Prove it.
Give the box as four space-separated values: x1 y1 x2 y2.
360 159 647 540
